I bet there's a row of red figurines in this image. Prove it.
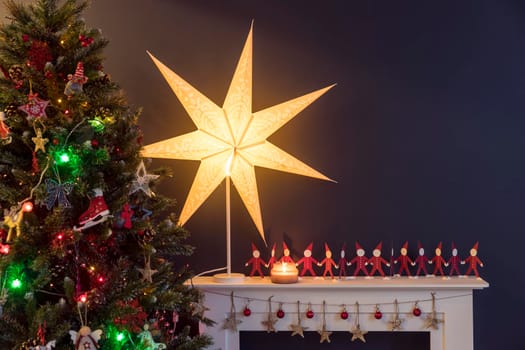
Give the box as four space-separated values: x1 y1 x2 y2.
245 241 483 279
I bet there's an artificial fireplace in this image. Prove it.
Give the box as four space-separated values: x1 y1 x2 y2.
190 276 488 350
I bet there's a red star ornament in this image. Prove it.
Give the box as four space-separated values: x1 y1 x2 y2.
18 92 49 120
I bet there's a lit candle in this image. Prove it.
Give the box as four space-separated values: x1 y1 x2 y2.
270 262 299 284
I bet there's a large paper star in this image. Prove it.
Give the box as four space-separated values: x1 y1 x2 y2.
142 23 335 242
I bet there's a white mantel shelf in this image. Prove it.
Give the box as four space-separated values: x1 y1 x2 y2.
190 275 488 290
191 276 489 350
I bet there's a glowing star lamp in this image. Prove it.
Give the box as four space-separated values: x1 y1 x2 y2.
142 23 335 282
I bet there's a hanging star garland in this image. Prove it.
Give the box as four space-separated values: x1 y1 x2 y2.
350 302 367 343
142 23 335 242
318 301 332 343
289 301 308 337
261 297 278 333
424 293 443 330
18 92 49 120
129 160 159 197
222 292 242 332
389 299 404 331
32 128 48 153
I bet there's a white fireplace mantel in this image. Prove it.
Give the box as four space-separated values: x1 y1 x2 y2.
191 276 488 350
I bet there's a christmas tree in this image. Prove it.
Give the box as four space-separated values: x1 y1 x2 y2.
0 0 212 349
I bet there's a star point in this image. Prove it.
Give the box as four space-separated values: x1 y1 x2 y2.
142 24 334 242
289 323 307 338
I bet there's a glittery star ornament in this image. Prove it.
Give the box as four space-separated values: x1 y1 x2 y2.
129 160 159 197
32 128 48 153
222 292 242 332
318 301 332 343
349 302 367 343
289 301 308 337
18 92 49 120
142 22 335 242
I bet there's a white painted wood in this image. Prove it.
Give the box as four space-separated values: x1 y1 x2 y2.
190 276 488 350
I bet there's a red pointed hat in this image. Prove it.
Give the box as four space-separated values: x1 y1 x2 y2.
402 241 408 250
417 241 423 250
271 242 276 252
374 241 382 251
355 241 363 251
251 243 258 252
471 241 479 251
282 242 289 251
75 62 85 78
451 241 456 250
305 242 313 252
340 243 346 252
324 242 331 252
436 242 442 250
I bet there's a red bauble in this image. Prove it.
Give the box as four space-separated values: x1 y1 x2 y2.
413 307 422 317
52 138 59 145
91 139 99 147
306 310 314 319
340 310 349 320
243 307 251 317
277 309 285 319
374 311 383 320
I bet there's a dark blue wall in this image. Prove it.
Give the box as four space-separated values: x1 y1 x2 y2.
85 1 525 349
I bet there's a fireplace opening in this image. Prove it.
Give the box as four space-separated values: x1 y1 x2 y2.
240 331 430 350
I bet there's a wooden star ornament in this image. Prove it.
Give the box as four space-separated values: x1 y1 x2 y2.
289 301 308 337
424 293 443 330
32 128 48 153
318 301 332 343
350 324 368 343
223 292 242 332
137 254 157 282
262 296 278 333
389 299 404 331
350 302 367 343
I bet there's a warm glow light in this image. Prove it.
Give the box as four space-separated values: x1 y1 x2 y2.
271 261 298 284
142 23 335 242
0 244 10 254
22 201 33 212
78 294 88 303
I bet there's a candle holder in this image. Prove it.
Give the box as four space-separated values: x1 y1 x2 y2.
270 262 299 284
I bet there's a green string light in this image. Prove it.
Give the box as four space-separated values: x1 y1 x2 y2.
10 278 22 289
